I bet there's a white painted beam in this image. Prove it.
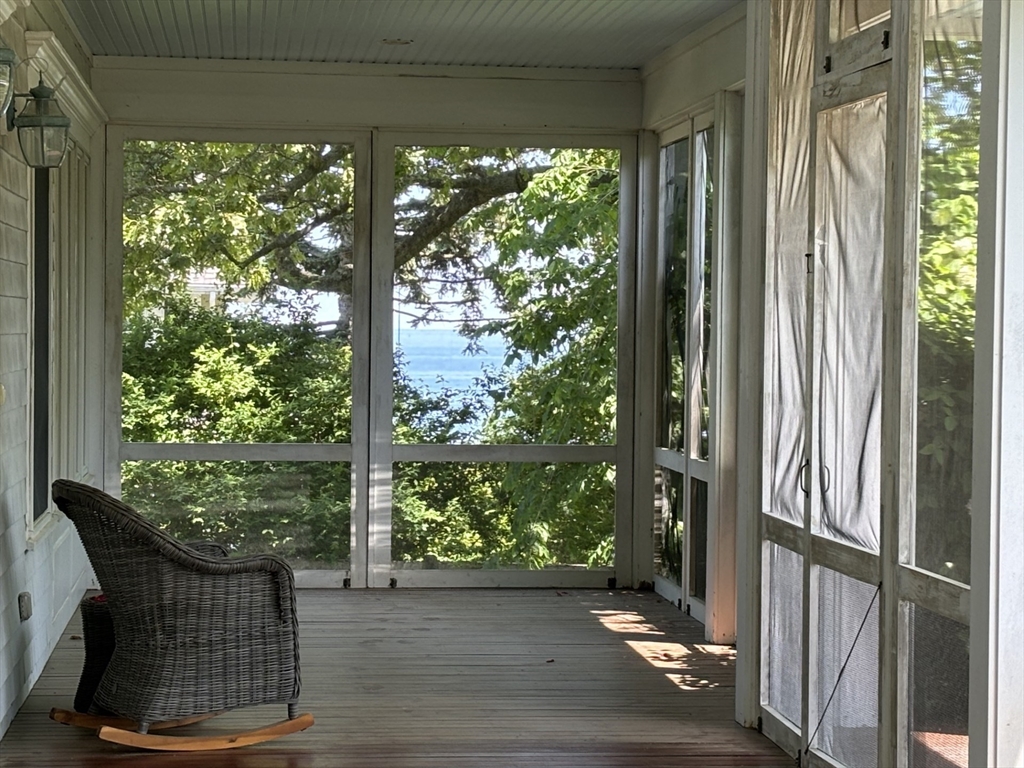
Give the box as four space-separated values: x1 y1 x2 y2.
90 58 641 134
631 129 659 590
734 0 770 729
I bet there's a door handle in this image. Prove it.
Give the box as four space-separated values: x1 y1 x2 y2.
799 459 810 498
821 464 831 495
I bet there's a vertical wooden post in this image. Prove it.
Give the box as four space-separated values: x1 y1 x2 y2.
348 134 373 589
970 1 1024 765
368 130 396 587
102 127 125 497
705 90 743 645
616 137 639 587
734 0 770 728
86 128 106 493
632 130 659 590
879 3 920 766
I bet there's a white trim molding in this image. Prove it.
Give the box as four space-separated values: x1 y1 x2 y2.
0 0 29 27
23 30 106 145
970 1 1024 766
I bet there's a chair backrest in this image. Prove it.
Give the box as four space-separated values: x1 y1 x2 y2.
52 479 216 614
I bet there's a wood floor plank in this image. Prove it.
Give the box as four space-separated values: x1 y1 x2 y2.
0 589 793 767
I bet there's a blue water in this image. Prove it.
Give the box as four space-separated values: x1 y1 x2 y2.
395 327 505 394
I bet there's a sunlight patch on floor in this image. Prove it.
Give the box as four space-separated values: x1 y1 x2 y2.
590 609 665 635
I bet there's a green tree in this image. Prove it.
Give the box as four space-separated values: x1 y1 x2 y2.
121 141 620 569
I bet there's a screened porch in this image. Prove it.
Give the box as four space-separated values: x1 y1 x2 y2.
0 0 1022 767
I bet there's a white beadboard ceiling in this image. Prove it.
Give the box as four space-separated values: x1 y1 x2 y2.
60 0 742 69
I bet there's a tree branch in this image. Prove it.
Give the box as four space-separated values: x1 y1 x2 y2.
394 166 544 269
236 203 351 270
258 145 352 206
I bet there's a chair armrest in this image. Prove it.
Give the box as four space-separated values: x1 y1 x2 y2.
183 540 229 558
144 539 297 628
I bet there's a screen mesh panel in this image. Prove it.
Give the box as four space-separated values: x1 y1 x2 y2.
654 467 683 585
392 145 619 447
913 0 982 587
660 139 689 452
814 567 879 768
692 129 713 461
909 605 969 768
689 479 708 600
122 461 352 569
120 140 357 447
391 462 614 570
767 543 803 726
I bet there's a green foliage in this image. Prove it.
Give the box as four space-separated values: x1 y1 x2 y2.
123 143 357 322
121 141 619 570
123 297 352 444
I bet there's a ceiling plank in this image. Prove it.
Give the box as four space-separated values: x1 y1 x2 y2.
60 0 742 70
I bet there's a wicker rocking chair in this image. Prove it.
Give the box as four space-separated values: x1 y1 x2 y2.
49 479 314 751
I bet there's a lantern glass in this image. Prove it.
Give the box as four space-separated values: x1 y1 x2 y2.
18 124 69 168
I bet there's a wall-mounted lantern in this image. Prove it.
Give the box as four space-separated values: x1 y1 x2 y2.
6 74 70 168
0 45 15 116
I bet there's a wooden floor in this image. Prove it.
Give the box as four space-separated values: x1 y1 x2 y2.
1 589 792 767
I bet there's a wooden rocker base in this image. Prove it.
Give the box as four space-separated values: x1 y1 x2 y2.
50 708 221 732
97 712 315 751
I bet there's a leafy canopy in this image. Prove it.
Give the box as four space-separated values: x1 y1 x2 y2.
121 140 619 569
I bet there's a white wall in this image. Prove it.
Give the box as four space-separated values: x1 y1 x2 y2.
0 7 98 739
641 2 746 132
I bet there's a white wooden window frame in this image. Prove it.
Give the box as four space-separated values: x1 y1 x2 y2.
104 124 372 586
27 147 94 539
649 92 742 643
651 116 695 613
107 125 639 590
815 0 894 83
24 29 105 544
370 129 637 589
50 146 92 488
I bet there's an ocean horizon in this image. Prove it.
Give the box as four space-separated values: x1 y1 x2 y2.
395 326 505 394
